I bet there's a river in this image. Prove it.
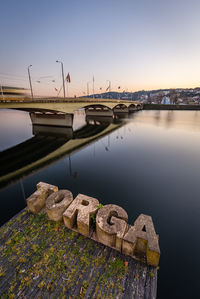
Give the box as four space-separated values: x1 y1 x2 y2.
0 108 200 298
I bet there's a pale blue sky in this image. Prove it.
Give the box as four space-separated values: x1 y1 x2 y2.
1 0 200 96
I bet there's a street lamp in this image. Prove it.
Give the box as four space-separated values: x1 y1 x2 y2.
0 84 4 100
28 65 33 101
56 60 65 99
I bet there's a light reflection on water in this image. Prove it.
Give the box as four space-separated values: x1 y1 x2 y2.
0 109 200 299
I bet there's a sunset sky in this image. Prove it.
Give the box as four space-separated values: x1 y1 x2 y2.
1 0 200 97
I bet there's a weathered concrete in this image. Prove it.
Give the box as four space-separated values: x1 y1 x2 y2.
85 105 114 117
26 183 160 267
113 104 129 113
129 104 137 112
26 182 58 214
122 214 160 267
30 112 74 127
96 204 128 250
63 194 99 237
46 190 73 221
0 98 141 115
0 208 158 298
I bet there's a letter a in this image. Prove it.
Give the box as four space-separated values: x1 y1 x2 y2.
122 214 160 266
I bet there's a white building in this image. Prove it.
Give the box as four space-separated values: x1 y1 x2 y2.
161 96 170 104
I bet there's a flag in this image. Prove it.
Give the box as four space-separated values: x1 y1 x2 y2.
66 73 71 83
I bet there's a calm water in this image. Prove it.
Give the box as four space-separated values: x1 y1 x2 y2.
1 109 200 298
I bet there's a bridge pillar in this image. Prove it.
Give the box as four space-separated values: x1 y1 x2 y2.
128 105 137 112
30 112 74 127
85 106 113 117
113 105 129 114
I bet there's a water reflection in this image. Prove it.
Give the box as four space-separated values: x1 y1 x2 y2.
134 110 200 132
1 109 200 299
0 111 125 188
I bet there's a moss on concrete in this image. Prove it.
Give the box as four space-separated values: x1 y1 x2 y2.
0 209 157 298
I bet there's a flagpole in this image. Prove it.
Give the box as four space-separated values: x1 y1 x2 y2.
66 81 69 98
87 82 90 96
66 73 70 98
56 60 66 100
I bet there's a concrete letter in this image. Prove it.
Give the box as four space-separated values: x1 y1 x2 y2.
63 194 99 237
122 214 160 266
46 190 73 221
26 182 58 214
96 204 128 251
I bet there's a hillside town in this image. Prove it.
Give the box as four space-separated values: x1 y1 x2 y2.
90 87 200 105
1 85 200 105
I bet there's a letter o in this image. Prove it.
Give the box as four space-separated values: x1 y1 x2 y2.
46 190 73 221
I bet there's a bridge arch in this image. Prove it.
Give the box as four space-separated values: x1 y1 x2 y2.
84 104 113 116
113 103 129 113
128 103 137 112
136 103 143 110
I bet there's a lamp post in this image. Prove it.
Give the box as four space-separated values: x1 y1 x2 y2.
28 65 33 101
0 84 4 100
56 60 65 99
92 76 95 99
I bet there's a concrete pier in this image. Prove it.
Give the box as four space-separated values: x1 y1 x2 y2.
0 208 158 298
85 106 113 117
0 182 159 298
113 104 129 114
30 112 74 127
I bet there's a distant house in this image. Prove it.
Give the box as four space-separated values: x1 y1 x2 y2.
161 96 170 104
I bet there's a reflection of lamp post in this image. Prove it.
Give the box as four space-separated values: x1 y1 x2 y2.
28 65 33 100
56 60 65 99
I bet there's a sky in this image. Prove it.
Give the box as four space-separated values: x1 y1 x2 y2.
1 0 200 97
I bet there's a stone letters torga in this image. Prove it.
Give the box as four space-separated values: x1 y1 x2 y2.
26 182 160 267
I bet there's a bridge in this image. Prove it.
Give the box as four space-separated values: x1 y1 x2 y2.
0 98 143 127
0 98 142 187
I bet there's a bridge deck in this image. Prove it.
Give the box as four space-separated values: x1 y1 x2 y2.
0 98 141 114
0 208 157 298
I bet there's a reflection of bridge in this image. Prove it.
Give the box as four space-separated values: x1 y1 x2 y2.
0 114 126 188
